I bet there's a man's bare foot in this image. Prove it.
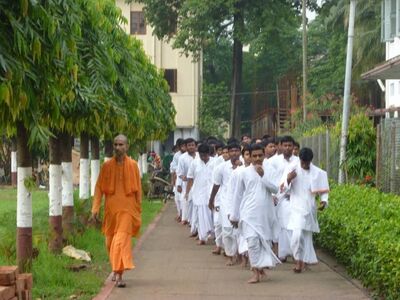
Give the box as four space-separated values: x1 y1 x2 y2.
225 257 235 266
241 256 249 269
212 247 221 255
181 220 188 225
111 273 116 281
197 240 206 245
279 256 287 263
293 260 304 273
247 271 260 284
189 232 198 238
115 274 126 287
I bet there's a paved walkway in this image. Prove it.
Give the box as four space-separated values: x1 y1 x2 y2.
107 203 369 300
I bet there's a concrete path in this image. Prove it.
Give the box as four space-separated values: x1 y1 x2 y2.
107 203 369 300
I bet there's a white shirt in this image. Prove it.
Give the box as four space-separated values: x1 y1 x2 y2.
170 151 183 174
282 162 329 232
187 157 215 206
213 160 238 227
177 152 197 191
231 164 280 241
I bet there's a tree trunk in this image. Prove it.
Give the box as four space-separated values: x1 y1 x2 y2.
229 4 244 139
90 136 100 197
49 134 63 253
11 137 17 186
16 122 32 272
104 139 113 161
79 132 90 200
60 132 74 236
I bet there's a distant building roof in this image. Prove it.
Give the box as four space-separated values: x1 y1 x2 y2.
362 55 400 80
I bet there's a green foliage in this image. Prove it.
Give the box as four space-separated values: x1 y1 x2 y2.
0 188 163 299
199 83 230 139
316 184 400 299
345 113 376 181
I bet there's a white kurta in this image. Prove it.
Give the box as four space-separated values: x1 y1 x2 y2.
187 157 215 241
266 154 299 259
213 160 238 255
177 152 197 221
231 165 281 269
210 155 226 247
282 162 329 264
170 150 183 214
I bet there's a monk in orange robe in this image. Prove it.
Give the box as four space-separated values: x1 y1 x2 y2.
91 134 142 287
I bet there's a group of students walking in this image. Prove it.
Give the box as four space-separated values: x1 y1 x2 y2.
170 134 330 283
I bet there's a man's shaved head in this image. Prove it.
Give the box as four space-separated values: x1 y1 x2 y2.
114 134 128 145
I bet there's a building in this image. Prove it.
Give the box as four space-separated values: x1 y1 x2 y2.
116 1 202 153
362 0 400 117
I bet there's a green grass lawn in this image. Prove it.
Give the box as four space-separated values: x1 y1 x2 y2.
0 188 163 299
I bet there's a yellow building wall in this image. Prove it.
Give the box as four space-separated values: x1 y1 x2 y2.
116 1 201 130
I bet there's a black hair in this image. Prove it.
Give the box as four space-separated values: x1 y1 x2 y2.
184 138 196 145
264 137 276 146
198 143 211 154
241 134 250 141
215 142 225 150
227 137 240 145
222 145 229 150
227 143 241 150
241 144 251 156
249 143 265 154
176 138 185 147
207 136 218 143
280 135 295 144
294 141 300 148
262 134 271 140
299 147 313 162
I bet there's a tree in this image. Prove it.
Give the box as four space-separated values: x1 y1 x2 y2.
136 0 306 138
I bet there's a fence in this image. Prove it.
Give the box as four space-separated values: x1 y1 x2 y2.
376 118 400 194
299 130 340 181
299 118 400 195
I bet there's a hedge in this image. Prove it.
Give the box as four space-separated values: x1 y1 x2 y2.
316 184 400 299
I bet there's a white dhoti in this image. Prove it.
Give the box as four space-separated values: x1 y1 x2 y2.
290 229 318 264
190 204 198 234
222 226 238 256
174 188 181 215
238 234 248 255
181 197 189 221
213 209 223 248
276 198 293 259
242 223 280 269
188 199 193 223
196 205 213 241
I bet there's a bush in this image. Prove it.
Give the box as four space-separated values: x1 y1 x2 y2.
316 184 400 299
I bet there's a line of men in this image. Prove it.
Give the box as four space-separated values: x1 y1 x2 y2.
169 134 329 284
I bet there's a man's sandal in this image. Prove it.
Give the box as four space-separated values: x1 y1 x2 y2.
116 279 126 288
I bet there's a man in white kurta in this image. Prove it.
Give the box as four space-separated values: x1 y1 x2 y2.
281 147 329 273
170 139 186 221
209 143 241 264
176 138 197 225
209 145 229 254
230 143 281 283
185 144 215 244
266 136 299 261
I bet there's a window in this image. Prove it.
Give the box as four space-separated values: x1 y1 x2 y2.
130 11 146 35
164 69 177 93
382 0 399 41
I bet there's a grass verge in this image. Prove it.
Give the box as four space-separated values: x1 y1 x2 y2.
0 188 163 299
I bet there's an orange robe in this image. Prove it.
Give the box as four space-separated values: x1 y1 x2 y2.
92 156 142 273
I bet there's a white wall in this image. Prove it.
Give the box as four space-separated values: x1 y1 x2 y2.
386 38 400 111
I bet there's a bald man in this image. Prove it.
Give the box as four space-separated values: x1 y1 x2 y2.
92 134 142 287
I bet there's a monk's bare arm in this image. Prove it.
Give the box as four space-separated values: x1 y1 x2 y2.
208 184 220 210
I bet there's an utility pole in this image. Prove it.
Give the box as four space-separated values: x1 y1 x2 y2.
338 0 356 184
302 0 307 122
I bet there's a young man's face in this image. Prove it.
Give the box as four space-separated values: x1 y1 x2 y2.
242 136 251 144
243 150 251 165
229 147 241 161
186 142 196 154
199 152 210 163
300 160 311 170
281 141 294 158
216 147 223 156
293 146 300 156
222 148 229 161
251 149 265 165
180 144 187 153
264 143 276 158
